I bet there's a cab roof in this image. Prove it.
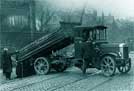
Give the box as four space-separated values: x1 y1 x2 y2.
74 25 107 31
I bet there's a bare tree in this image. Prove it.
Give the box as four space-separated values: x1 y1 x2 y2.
58 7 86 24
36 1 55 32
58 8 73 22
39 8 55 31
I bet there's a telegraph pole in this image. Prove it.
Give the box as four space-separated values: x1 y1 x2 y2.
0 0 2 50
29 0 36 42
79 0 88 25
0 0 2 68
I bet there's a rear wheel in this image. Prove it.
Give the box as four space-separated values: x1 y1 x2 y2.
34 57 50 75
118 59 131 73
74 59 83 69
54 63 67 72
101 56 116 77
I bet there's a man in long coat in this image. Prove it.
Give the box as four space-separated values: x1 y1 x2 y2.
79 29 94 74
81 39 94 74
1 48 13 80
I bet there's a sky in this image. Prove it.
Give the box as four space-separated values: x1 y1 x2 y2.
45 0 134 18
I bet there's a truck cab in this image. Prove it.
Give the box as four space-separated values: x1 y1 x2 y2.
73 25 131 76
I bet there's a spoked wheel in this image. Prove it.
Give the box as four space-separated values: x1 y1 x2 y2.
101 56 116 77
34 57 50 75
54 63 67 72
118 59 131 74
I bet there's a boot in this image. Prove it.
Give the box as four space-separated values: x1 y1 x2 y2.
82 60 87 74
6 72 11 80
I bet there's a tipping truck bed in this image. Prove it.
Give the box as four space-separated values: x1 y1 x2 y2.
17 30 73 62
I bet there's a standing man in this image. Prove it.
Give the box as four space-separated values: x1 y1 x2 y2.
81 38 94 74
80 30 94 74
1 48 14 80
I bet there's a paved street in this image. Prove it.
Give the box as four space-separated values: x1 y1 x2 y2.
0 54 134 91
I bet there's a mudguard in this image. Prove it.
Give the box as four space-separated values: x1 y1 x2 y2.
100 52 118 60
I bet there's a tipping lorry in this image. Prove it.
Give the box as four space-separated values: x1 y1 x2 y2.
15 22 131 77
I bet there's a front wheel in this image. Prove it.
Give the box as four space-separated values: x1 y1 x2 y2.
101 56 116 77
118 59 131 74
34 57 50 75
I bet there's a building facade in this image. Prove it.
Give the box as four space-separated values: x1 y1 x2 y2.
0 0 38 50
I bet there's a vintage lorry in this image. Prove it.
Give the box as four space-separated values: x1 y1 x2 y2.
15 23 131 77
73 25 131 76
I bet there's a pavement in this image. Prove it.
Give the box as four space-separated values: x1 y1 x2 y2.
0 68 17 84
0 53 134 91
